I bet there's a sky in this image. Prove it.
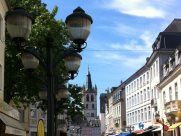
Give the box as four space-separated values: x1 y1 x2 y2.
42 0 181 114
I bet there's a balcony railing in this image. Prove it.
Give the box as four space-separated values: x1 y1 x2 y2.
165 100 181 115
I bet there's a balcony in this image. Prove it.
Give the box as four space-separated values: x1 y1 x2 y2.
165 100 181 116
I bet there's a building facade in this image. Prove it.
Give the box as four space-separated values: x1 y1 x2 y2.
157 48 181 136
124 19 181 135
29 104 47 136
100 93 107 136
103 19 181 136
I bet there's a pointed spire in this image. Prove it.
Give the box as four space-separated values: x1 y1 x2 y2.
95 85 97 91
86 66 92 91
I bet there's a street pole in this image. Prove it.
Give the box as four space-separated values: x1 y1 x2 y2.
162 119 164 136
47 35 55 136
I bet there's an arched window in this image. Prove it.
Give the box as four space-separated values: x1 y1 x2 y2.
86 94 89 102
91 94 94 101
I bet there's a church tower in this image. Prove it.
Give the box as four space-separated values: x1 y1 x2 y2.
83 67 97 121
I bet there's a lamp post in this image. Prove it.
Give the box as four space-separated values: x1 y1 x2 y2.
155 113 165 136
5 6 92 136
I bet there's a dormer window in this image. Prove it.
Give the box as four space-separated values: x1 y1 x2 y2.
163 63 169 77
169 57 175 71
175 49 181 64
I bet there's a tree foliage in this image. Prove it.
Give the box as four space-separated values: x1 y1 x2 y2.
4 0 84 118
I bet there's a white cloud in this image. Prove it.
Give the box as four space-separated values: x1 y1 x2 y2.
94 31 155 69
104 0 166 18
111 31 154 52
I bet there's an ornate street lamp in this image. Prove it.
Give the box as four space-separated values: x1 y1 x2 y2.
21 52 39 69
56 85 69 101
64 51 82 79
6 6 92 136
65 7 93 52
5 7 34 42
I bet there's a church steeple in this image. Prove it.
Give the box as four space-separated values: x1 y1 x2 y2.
86 66 92 90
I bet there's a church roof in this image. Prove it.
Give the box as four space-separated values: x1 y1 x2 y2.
86 67 93 91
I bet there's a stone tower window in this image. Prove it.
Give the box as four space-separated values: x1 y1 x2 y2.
92 104 94 109
91 113 94 117
91 94 94 101
86 94 89 101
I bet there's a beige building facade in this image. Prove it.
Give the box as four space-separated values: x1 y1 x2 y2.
157 48 181 136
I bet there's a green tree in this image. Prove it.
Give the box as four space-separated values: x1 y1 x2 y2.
4 0 83 118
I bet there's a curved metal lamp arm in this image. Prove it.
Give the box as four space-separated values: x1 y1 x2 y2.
64 71 78 81
70 42 87 53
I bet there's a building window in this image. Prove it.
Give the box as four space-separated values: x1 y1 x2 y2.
175 83 178 100
137 93 139 104
140 91 143 103
137 79 139 89
147 72 149 84
86 94 89 101
134 81 136 90
148 106 151 120
135 111 137 123
132 96 134 106
156 60 158 76
144 108 147 121
91 95 94 101
153 64 156 77
91 113 94 117
169 87 172 101
144 89 146 101
138 110 140 122
86 104 88 109
141 109 143 121
151 89 153 99
147 87 150 100
134 94 137 105
92 104 94 109
163 91 166 104
140 77 142 87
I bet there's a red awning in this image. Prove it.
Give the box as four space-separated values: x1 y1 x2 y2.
133 130 144 134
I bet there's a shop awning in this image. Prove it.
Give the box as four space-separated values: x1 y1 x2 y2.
117 132 132 136
167 122 181 131
152 127 162 132
133 130 144 134
0 112 26 136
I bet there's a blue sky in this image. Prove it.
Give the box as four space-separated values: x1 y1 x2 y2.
42 0 181 114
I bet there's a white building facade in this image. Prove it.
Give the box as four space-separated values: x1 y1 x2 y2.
124 19 181 136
